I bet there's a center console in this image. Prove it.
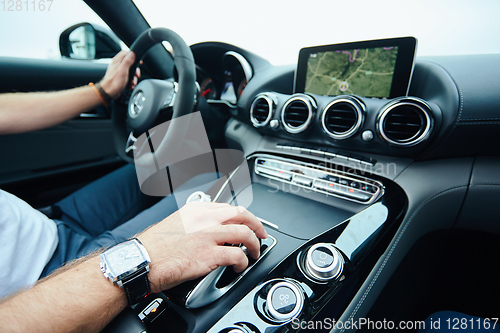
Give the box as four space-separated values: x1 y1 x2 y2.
104 150 407 333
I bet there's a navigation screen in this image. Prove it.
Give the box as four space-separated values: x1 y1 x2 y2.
295 37 417 99
305 47 398 98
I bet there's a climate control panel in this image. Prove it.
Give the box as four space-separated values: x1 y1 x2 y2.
254 157 384 204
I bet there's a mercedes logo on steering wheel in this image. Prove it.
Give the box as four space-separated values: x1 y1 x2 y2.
130 91 146 118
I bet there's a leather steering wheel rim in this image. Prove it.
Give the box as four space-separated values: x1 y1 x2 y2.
112 28 196 166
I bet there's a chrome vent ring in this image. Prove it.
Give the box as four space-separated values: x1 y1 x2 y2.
321 98 364 140
281 94 316 134
250 94 274 127
378 98 433 147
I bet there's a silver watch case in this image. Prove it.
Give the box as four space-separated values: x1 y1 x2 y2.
99 238 151 288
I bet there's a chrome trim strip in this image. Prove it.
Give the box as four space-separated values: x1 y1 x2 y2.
206 99 237 109
212 165 242 203
258 217 279 230
185 235 277 309
224 51 253 82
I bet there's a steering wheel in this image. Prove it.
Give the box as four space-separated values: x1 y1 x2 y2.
112 28 196 166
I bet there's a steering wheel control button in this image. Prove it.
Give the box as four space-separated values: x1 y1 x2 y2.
305 243 344 282
266 281 304 321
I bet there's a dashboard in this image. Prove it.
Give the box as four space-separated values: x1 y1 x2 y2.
192 39 500 162
114 38 500 333
194 45 257 105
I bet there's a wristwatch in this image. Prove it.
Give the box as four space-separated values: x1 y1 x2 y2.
100 238 151 305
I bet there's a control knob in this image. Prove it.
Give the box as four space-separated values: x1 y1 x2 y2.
305 243 344 281
265 281 304 321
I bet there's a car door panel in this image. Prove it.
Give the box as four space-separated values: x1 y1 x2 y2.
0 56 121 202
0 56 108 92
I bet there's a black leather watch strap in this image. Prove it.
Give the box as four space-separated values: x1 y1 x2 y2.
122 268 151 305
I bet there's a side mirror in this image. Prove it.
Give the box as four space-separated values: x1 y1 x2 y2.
59 22 122 60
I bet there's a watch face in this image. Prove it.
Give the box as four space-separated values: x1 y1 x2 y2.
103 240 147 278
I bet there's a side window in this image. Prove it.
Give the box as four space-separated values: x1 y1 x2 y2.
0 0 118 60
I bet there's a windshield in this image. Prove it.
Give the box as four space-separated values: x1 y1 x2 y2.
133 0 500 66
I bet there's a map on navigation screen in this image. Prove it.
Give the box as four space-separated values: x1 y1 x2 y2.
305 46 399 98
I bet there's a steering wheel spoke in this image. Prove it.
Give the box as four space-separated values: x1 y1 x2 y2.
161 80 178 109
126 130 160 158
125 131 138 154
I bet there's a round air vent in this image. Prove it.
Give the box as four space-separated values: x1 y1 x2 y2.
378 98 433 147
281 95 316 134
250 94 274 127
321 98 364 140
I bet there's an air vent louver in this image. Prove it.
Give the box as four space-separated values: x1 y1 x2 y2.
250 94 273 127
379 99 433 147
281 95 315 134
321 99 363 139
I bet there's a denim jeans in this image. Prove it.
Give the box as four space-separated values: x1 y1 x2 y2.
40 165 178 278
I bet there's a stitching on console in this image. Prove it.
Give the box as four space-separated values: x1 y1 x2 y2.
460 117 500 121
341 186 467 331
456 122 500 125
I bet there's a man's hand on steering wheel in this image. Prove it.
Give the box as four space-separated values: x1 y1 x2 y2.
100 50 141 99
111 28 197 165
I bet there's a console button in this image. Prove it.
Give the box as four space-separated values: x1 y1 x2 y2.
324 174 340 183
311 246 334 268
255 166 292 181
271 286 297 315
293 175 312 187
313 180 338 194
266 281 303 321
338 178 349 186
349 181 361 189
305 243 344 281
361 184 378 193
346 189 371 202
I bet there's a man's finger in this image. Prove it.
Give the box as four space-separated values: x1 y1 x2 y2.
211 224 261 260
215 205 267 239
119 51 136 69
214 246 249 273
112 50 128 63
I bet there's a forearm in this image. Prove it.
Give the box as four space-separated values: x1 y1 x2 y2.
0 85 102 135
0 256 127 332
